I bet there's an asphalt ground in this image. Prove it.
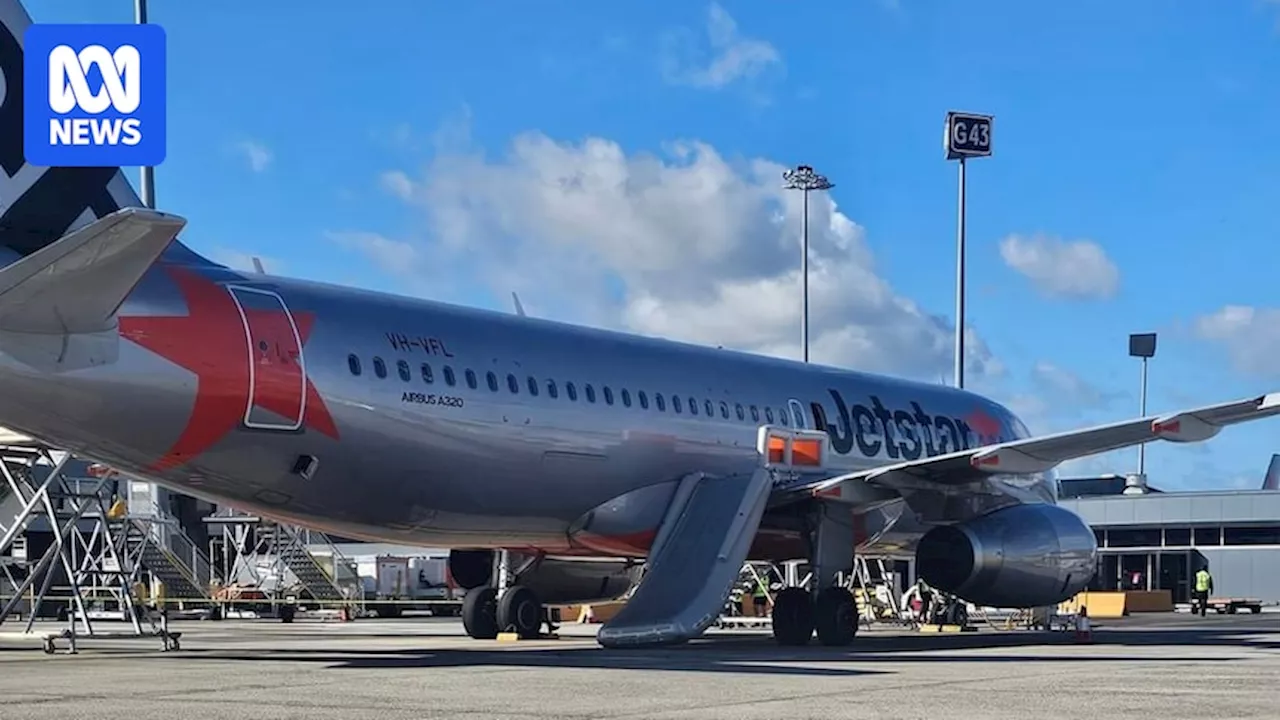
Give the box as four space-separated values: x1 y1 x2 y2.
1 612 1277 719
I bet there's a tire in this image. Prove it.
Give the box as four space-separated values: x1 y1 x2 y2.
497 586 543 640
814 587 857 647
771 587 814 646
462 587 499 639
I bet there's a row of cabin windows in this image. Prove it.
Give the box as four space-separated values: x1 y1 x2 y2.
346 353 797 426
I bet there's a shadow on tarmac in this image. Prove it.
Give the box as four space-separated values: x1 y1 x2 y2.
138 618 1280 676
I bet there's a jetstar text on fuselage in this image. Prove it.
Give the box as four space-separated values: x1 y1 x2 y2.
811 389 1006 461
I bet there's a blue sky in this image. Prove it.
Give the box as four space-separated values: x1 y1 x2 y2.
27 0 1280 489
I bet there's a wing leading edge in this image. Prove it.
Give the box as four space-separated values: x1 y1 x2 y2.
782 391 1280 500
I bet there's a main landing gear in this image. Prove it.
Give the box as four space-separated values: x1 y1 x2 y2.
771 501 859 647
771 586 858 646
458 550 546 640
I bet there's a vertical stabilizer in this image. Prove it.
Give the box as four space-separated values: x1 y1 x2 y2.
1263 454 1280 491
0 0 213 267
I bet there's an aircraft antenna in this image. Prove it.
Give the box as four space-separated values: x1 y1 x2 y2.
511 292 527 317
252 257 266 275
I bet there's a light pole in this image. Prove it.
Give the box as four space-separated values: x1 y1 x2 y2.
782 165 834 364
943 112 994 388
135 0 155 209
1129 332 1157 478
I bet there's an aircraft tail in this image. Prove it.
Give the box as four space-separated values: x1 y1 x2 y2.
1264 454 1280 491
0 0 212 268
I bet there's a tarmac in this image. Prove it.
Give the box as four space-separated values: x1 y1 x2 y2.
1 612 1278 720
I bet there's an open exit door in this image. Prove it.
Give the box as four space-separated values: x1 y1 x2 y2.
226 285 308 431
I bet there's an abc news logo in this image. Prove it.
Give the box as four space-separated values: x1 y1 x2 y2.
23 24 166 168
48 44 143 147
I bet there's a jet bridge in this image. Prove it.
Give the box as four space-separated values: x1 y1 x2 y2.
597 426 832 648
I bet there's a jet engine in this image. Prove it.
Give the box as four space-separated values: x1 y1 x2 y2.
448 550 642 605
914 503 1098 608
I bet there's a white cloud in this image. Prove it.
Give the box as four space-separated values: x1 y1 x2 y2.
999 233 1120 300
235 140 273 173
1030 361 1123 410
661 2 782 90
326 231 419 278
1194 305 1280 377
207 248 281 274
345 129 1002 383
379 171 415 201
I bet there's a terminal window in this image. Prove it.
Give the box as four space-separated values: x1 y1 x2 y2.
1193 527 1220 546
1223 526 1280 545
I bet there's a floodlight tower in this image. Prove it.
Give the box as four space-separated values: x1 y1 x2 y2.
782 165 834 364
1129 332 1158 477
135 0 155 209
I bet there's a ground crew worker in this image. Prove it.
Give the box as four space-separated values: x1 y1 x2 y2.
1194 566 1214 617
752 572 769 617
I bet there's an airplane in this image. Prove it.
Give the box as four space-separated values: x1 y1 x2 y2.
1 0 1278 648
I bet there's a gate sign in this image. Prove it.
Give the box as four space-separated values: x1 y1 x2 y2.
944 111 993 160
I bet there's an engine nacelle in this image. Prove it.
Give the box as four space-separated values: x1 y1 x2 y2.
915 503 1097 608
448 550 642 605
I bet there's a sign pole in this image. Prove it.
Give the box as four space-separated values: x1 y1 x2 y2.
954 156 966 390
943 110 993 391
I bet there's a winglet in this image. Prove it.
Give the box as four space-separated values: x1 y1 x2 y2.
0 207 187 334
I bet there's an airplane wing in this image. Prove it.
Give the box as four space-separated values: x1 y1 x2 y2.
783 391 1280 500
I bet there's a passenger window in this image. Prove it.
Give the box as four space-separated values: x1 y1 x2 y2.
637 391 648 409
735 403 745 421
373 357 387 379
527 376 539 396
621 389 631 407
421 363 433 384
486 371 499 392
585 384 597 403
765 407 774 423
507 374 519 394
465 369 478 389
655 393 665 412
567 382 578 401
705 400 714 417
688 397 698 415
719 401 729 419
750 405 760 422
673 395 682 413
397 359 411 382
444 366 456 386
347 354 361 376
547 379 558 399
603 386 614 405
778 407 789 426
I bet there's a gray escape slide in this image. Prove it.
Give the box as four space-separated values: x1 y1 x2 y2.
597 467 775 648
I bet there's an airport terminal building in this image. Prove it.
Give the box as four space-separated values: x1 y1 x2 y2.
1059 474 1280 605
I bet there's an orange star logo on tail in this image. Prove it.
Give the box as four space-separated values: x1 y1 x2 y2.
118 266 339 472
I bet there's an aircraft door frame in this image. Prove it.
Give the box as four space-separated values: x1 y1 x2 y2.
226 284 308 432
787 398 808 430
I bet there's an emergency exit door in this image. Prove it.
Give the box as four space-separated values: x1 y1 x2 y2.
226 285 308 431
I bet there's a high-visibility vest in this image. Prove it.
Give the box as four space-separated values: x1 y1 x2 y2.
1194 570 1212 592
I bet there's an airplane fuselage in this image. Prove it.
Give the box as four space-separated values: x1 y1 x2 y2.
0 258 1049 559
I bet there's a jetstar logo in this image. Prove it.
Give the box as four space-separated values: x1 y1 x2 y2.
810 389 1007 461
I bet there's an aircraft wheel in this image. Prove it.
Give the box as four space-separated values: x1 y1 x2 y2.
814 587 857 647
462 587 499 640
497 585 543 639
771 587 814 646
